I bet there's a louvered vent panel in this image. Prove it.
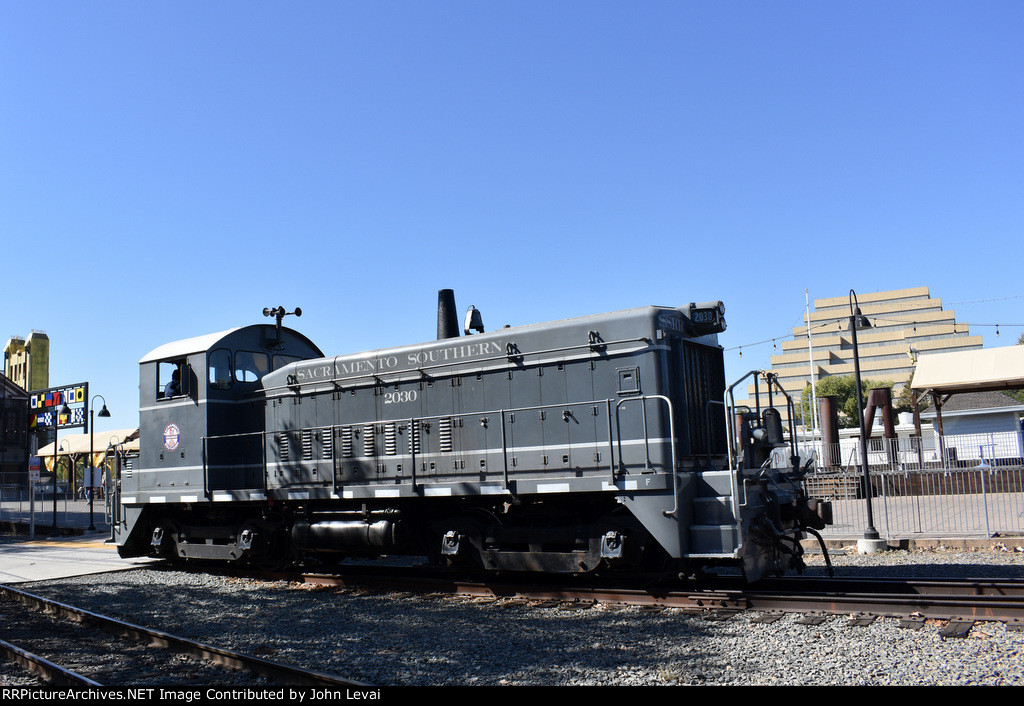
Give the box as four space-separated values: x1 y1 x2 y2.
301 430 314 460
439 417 453 452
384 423 397 456
409 423 421 454
340 426 354 458
322 429 333 460
362 424 375 457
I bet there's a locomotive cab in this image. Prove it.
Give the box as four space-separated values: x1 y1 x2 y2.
114 324 322 559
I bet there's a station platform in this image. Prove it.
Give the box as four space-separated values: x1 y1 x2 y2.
0 532 157 584
0 499 156 583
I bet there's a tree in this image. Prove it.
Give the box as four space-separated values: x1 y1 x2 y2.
800 374 900 428
893 374 916 414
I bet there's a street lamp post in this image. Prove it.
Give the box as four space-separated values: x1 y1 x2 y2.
89 395 111 531
52 401 71 532
849 290 881 546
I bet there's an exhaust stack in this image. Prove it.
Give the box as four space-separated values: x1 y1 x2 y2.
437 289 459 340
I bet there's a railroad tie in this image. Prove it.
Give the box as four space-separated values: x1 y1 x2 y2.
939 619 975 639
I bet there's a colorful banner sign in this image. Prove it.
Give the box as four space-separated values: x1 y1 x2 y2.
29 382 89 431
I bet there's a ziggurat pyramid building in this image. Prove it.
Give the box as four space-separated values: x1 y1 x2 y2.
740 287 984 427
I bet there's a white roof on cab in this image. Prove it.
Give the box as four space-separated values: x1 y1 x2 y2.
139 329 241 363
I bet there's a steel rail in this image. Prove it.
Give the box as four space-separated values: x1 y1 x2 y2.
747 575 1024 597
0 584 370 687
740 588 1024 622
0 636 101 686
288 567 1024 623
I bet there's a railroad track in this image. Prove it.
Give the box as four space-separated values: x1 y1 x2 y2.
0 584 370 686
268 566 1024 637
738 576 1024 634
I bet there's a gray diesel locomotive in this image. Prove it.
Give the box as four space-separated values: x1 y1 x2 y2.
113 292 831 581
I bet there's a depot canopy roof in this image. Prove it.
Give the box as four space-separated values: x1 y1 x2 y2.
37 429 139 469
911 346 1024 395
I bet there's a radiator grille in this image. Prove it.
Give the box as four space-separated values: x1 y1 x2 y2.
676 340 727 456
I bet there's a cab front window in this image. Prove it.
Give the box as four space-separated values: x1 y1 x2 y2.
235 351 270 384
209 349 233 390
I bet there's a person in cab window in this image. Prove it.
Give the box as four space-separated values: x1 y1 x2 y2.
165 368 182 398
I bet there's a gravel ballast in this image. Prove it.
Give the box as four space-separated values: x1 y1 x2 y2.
8 544 1024 687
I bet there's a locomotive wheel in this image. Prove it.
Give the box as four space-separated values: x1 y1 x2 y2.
442 508 501 570
160 523 188 565
252 535 295 572
247 523 297 572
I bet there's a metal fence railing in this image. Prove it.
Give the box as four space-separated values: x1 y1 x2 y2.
801 431 1024 539
1 484 111 535
804 466 1024 539
1 483 72 526
806 430 1024 471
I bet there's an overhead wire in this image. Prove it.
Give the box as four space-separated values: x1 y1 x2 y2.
726 311 1024 355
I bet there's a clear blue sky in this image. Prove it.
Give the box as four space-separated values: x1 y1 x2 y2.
3 2 1022 433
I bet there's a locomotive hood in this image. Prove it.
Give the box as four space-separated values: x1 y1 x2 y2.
261 303 724 394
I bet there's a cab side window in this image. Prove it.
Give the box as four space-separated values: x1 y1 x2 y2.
209 349 233 390
158 359 188 399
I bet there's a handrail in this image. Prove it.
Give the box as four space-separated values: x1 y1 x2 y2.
724 370 798 551
725 369 801 475
199 430 267 498
615 395 678 516
202 436 209 500
704 398 726 466
102 440 120 530
500 410 510 490
203 395 679 499
725 370 760 472
613 395 676 475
